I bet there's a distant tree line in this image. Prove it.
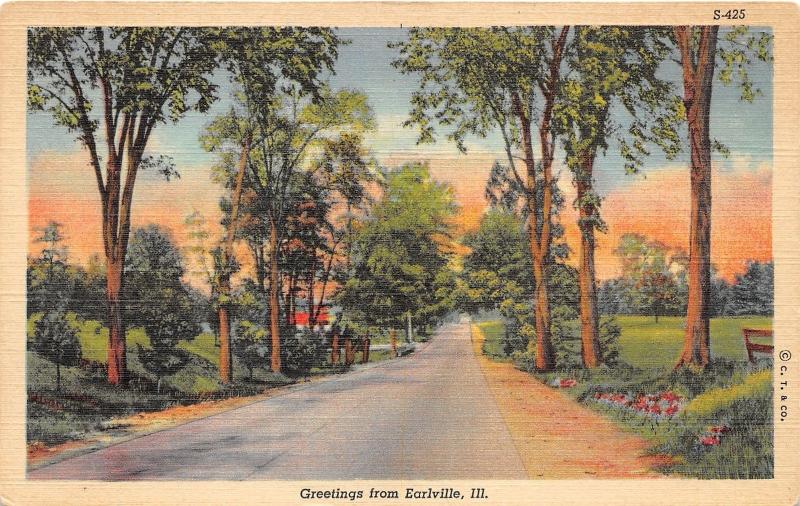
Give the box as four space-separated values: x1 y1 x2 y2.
596 233 773 319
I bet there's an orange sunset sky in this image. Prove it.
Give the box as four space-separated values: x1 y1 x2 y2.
28 149 772 286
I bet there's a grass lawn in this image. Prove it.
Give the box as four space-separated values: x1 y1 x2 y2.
475 320 511 361
26 313 291 445
479 315 774 370
615 315 772 370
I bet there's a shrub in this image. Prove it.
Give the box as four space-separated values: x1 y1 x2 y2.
232 320 270 380
281 327 325 376
31 310 82 391
511 350 538 373
500 320 527 356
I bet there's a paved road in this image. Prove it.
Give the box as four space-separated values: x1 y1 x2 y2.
29 322 527 480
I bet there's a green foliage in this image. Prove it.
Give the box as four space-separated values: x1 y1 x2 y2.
457 209 577 350
392 27 555 152
457 210 532 314
212 27 342 107
337 162 457 331
233 320 270 379
27 221 75 316
31 310 82 390
612 233 687 319
717 27 773 102
557 26 681 179
27 28 219 133
124 225 200 391
281 328 325 377
726 261 773 316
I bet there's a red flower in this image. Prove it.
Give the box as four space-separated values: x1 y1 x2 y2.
710 425 731 434
700 436 720 446
660 391 681 402
665 405 679 416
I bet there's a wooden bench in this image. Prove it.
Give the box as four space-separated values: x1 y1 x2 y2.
743 328 773 363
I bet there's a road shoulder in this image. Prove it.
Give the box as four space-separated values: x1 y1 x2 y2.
470 323 671 479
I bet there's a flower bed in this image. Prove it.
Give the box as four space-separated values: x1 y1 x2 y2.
592 390 685 419
697 425 732 447
550 377 577 388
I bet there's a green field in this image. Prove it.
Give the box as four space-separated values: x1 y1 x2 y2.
615 315 772 369
477 315 772 370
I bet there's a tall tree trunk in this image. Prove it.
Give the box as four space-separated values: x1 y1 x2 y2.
284 273 293 326
530 255 556 370
217 134 251 384
106 257 127 385
361 338 370 364
512 93 556 370
390 329 398 357
344 337 354 366
217 303 233 381
675 26 718 369
269 216 282 373
577 153 601 368
252 242 267 294
331 331 340 364
508 27 568 373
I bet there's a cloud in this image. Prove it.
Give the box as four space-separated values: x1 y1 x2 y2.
565 158 772 281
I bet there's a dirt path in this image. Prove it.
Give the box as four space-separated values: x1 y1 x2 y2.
471 324 671 479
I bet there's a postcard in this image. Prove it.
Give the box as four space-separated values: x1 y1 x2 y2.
1 2 798 504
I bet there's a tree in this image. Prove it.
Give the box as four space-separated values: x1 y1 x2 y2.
202 27 343 383
727 261 774 316
672 26 772 368
393 27 571 371
232 320 270 380
337 163 457 338
557 27 680 367
614 233 684 321
459 210 532 315
125 225 200 392
31 310 81 391
28 28 219 385
208 87 373 374
28 221 73 315
135 294 195 394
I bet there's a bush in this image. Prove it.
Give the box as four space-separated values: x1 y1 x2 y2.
511 350 538 373
500 320 528 356
232 320 270 380
31 310 82 391
281 327 325 376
